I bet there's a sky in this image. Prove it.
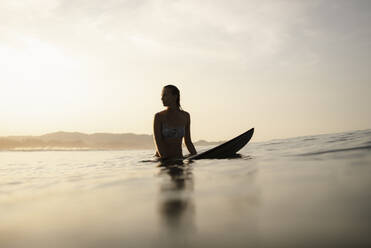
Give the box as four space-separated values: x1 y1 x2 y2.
1 0 370 142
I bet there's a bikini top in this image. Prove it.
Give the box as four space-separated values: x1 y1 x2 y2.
162 123 185 139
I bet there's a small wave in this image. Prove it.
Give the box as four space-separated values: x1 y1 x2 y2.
326 137 352 143
266 142 283 146
6 181 22 185
298 145 371 156
139 159 159 163
241 155 253 160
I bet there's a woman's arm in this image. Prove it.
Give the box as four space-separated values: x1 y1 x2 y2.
184 112 197 155
153 113 168 158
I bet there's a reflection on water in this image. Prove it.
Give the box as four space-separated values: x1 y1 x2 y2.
1 129 371 247
157 160 195 234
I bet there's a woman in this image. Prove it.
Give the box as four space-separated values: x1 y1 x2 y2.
153 85 197 160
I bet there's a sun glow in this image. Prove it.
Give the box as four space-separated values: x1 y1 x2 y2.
0 36 91 126
0 35 105 136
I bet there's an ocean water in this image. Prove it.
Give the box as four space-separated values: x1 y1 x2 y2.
1 129 371 248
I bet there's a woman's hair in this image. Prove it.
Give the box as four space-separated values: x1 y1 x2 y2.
164 84 182 110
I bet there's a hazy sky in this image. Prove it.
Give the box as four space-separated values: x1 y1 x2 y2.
1 0 370 141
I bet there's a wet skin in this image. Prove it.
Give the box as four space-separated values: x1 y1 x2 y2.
153 87 197 160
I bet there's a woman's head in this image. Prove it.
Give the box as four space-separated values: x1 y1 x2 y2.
162 85 181 109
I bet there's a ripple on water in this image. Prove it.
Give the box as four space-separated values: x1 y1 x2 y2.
0 130 371 247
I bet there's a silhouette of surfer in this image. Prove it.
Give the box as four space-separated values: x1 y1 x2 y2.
153 85 197 161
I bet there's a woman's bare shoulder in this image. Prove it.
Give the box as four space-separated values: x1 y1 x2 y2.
180 110 190 122
155 110 167 118
180 110 190 118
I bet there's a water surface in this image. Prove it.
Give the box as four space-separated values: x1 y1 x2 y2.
1 129 371 247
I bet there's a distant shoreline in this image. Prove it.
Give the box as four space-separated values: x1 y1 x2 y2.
0 131 222 151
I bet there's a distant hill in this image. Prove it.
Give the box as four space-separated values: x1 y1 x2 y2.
0 132 223 151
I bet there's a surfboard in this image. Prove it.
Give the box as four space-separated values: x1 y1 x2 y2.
186 128 254 160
